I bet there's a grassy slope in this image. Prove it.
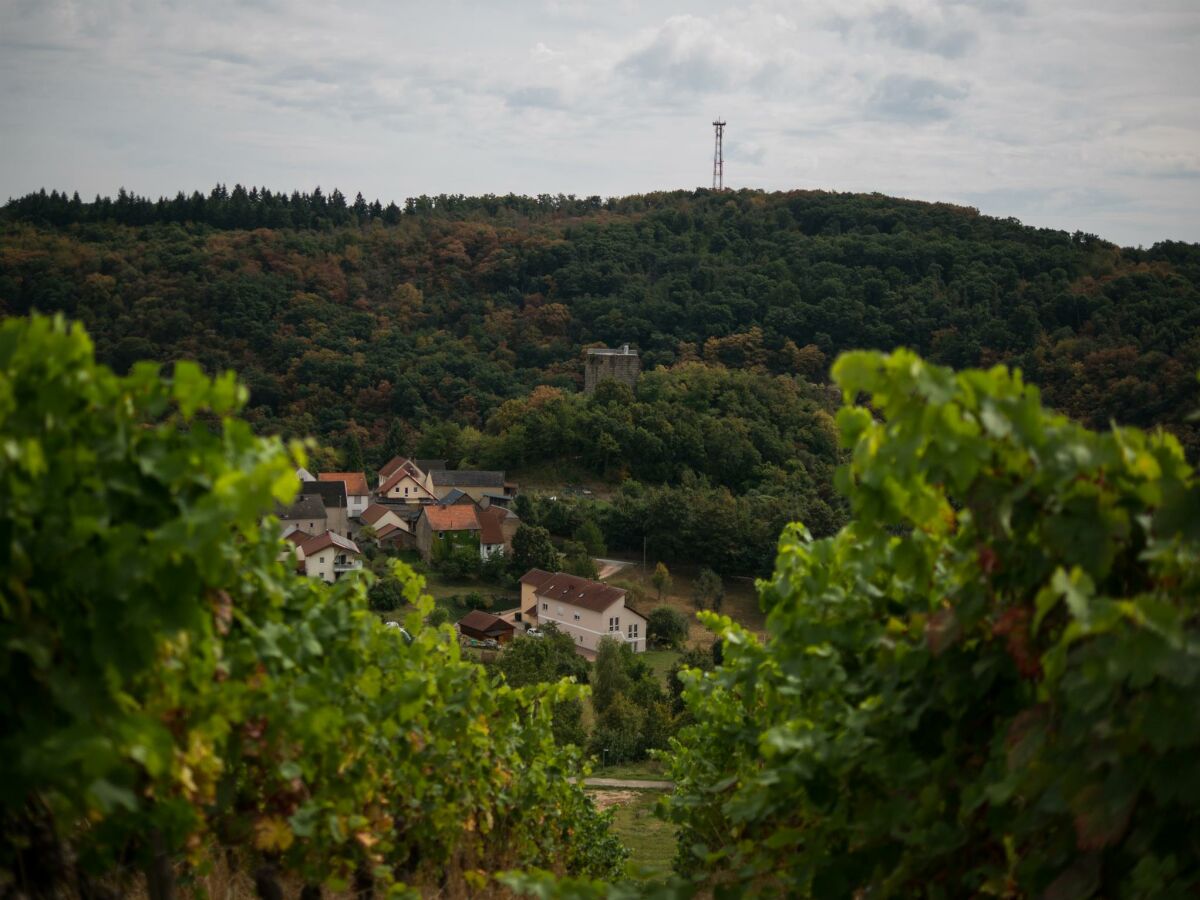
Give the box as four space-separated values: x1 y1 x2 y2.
605 790 677 880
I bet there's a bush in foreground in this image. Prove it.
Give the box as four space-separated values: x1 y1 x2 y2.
665 349 1200 897
0 316 624 897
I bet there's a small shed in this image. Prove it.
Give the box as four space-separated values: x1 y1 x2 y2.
456 610 516 645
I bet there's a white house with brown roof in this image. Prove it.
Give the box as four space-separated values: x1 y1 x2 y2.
519 569 647 655
477 504 518 560
299 531 363 583
378 457 438 504
319 472 371 517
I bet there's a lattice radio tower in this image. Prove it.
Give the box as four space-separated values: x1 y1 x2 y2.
712 118 726 191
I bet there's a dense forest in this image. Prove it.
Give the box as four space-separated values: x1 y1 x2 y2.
3 186 1199 573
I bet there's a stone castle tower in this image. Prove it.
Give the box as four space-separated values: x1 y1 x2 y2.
584 344 641 394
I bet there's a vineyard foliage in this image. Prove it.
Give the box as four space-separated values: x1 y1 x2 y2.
0 315 624 895
664 350 1200 897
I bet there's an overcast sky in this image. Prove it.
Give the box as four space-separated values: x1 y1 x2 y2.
2 0 1198 246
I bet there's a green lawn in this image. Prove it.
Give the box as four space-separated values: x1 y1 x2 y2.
591 758 668 781
640 649 681 686
601 790 677 880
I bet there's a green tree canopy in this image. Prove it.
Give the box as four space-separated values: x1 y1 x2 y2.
692 567 724 611
511 524 562 574
647 606 689 649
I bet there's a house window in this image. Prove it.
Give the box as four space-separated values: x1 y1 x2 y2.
404 487 409 496
627 623 639 639
574 613 581 621
541 602 548 612
609 616 620 633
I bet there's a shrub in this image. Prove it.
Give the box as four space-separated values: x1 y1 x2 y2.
0 316 626 894
665 349 1200 896
647 606 689 648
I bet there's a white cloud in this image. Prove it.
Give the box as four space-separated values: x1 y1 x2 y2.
0 0 1197 245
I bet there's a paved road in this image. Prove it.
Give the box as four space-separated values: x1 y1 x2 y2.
581 777 674 790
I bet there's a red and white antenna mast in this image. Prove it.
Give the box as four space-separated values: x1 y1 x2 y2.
712 118 726 191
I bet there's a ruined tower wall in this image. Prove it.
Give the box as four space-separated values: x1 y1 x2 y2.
583 346 641 394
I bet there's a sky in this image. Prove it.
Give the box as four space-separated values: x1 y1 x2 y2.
2 0 1198 247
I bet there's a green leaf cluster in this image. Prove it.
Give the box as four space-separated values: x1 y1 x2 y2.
662 349 1200 897
0 315 624 894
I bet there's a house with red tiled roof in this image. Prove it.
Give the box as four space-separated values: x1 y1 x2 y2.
319 472 371 517
477 504 518 560
415 504 480 563
519 569 647 654
415 503 520 564
298 531 362 583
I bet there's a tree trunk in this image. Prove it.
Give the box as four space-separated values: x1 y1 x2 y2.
144 831 174 900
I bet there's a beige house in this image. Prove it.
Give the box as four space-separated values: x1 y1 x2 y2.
298 531 362 583
519 570 647 654
357 502 418 548
429 469 510 503
378 459 438 504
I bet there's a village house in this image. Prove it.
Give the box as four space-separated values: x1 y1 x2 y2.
429 469 511 503
439 488 474 506
299 479 350 537
276 494 327 535
298 531 363 583
280 529 310 568
377 457 438 504
319 472 371 517
415 503 519 563
456 609 516 645
356 502 418 549
519 569 647 655
415 504 480 563
478 504 518 560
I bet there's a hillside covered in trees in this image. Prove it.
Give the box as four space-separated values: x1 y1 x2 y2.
2 186 1198 575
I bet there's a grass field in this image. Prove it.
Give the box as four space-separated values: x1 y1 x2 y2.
591 758 668 781
593 789 677 880
640 649 681 685
613 564 766 646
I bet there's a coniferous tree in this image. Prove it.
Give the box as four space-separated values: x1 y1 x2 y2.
345 431 366 474
381 419 410 467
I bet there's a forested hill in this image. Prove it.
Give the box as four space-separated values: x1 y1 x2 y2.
2 186 1199 459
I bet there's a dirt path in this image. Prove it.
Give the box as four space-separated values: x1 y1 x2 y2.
595 557 636 580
